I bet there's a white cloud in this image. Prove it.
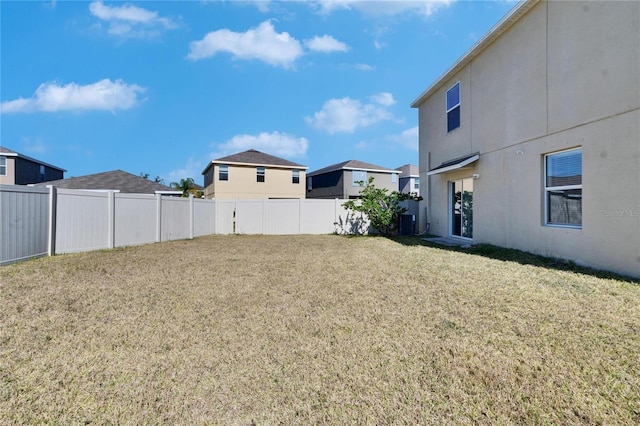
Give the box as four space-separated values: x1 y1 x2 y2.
89 1 177 39
166 157 205 184
211 131 309 158
392 126 419 151
314 0 454 16
369 92 396 106
188 20 303 68
354 63 375 71
22 137 47 155
305 95 395 134
1 79 146 114
304 35 349 53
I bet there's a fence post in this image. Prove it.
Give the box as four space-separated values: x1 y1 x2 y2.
299 198 302 235
156 194 162 243
105 191 114 249
189 194 194 240
47 185 57 256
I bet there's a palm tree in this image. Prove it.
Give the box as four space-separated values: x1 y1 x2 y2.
170 178 195 197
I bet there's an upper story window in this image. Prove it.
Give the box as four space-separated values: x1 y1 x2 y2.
447 82 460 132
39 165 45 182
307 176 312 191
292 169 300 184
544 147 582 227
391 173 397 183
414 179 420 190
352 170 367 186
257 167 265 182
0 156 6 176
219 164 229 181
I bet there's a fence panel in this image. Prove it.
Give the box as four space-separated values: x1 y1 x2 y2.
115 193 158 247
215 200 236 234
0 185 50 265
193 198 216 237
299 199 337 234
160 196 190 241
264 199 300 235
56 189 109 254
235 200 264 234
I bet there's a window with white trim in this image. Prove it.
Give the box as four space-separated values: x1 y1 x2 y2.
352 170 367 186
219 164 229 181
0 157 6 176
257 167 265 182
544 147 582 227
414 179 419 190
292 169 300 184
391 173 397 183
446 82 460 132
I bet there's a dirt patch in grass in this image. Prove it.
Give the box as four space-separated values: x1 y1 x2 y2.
2 235 639 424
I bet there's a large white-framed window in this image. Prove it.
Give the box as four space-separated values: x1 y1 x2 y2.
352 170 367 186
544 147 582 227
446 82 460 132
0 157 6 176
292 169 300 184
219 164 229 181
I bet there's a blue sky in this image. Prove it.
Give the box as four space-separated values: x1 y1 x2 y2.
1 0 515 185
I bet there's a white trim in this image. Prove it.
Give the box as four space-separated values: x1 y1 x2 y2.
203 160 307 174
543 147 582 228
427 154 479 176
446 81 460 113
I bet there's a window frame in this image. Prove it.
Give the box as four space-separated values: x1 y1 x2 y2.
352 170 367 186
446 81 461 132
0 156 6 176
257 166 265 183
218 164 229 181
544 147 582 228
292 169 300 184
39 165 45 182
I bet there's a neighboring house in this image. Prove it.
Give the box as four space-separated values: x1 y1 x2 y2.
306 160 399 199
411 0 639 278
202 149 307 199
396 164 420 195
35 170 182 195
0 147 65 185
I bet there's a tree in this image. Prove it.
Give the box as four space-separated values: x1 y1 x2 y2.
170 177 196 197
342 177 422 237
140 172 165 185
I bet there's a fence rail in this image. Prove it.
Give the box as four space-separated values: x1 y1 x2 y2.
0 185 367 265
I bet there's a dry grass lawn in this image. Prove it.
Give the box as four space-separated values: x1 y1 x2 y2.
1 235 639 424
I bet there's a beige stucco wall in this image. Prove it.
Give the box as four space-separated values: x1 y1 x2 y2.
204 164 306 200
417 1 640 278
0 157 16 185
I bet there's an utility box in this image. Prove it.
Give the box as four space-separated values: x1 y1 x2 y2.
399 214 415 236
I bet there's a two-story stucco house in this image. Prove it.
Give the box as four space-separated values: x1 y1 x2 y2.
396 164 420 195
306 160 399 199
411 0 639 278
0 147 65 185
202 149 307 200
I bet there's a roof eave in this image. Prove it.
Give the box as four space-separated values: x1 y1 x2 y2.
410 0 539 108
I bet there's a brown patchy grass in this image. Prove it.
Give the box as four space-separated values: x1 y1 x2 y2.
1 235 639 424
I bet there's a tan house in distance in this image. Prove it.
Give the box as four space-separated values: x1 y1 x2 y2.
202 149 307 199
411 0 639 278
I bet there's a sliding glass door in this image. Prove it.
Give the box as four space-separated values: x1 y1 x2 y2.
450 178 473 239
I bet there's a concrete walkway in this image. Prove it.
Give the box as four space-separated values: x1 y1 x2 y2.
423 237 475 248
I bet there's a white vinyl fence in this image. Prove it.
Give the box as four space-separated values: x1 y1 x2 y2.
0 185 363 265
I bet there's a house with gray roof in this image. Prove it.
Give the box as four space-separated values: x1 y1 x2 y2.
201 149 308 199
35 170 181 195
0 147 65 185
306 160 399 199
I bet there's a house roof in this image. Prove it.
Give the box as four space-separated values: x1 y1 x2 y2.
0 146 66 172
307 160 399 177
202 149 307 174
33 170 181 194
395 164 419 177
411 0 539 108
